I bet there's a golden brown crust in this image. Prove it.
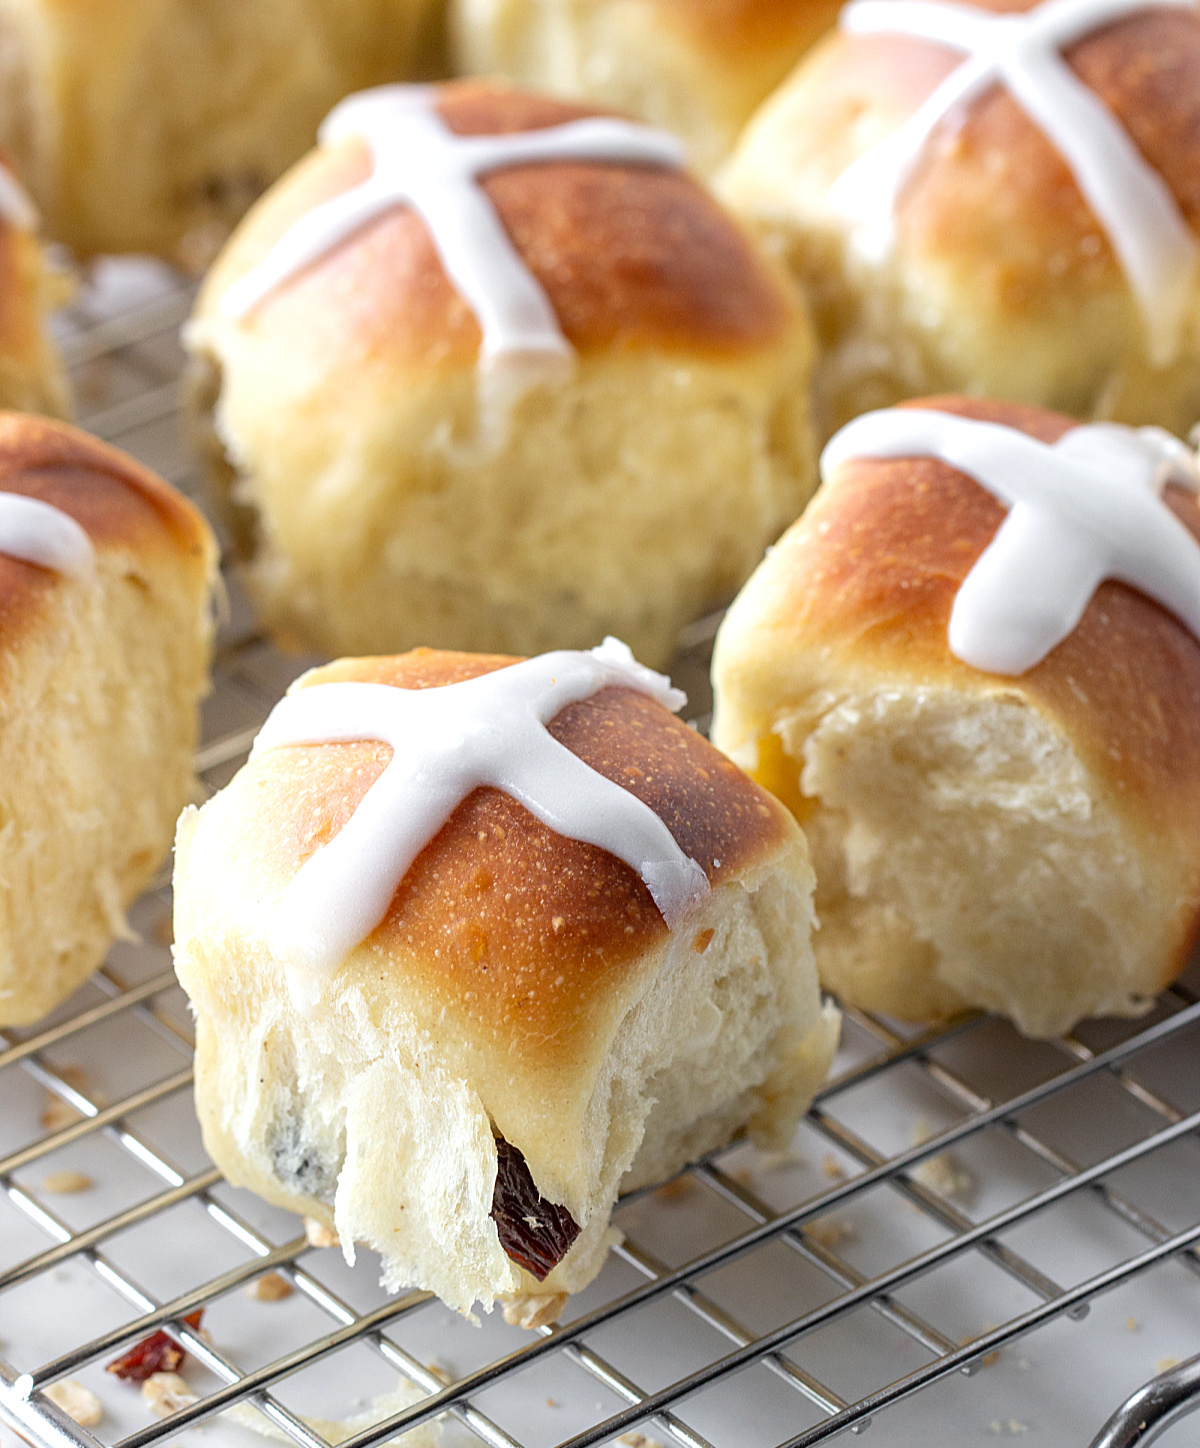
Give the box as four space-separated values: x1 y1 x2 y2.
0 413 213 558
0 225 45 367
790 398 1200 869
204 80 798 363
656 0 842 56
842 1 1200 302
0 414 214 651
254 648 792 1050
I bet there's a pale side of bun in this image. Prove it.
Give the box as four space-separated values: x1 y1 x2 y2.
187 82 818 669
0 0 447 262
719 3 1200 438
711 397 1200 1038
0 415 217 1025
173 649 839 1314
0 220 69 417
449 0 841 175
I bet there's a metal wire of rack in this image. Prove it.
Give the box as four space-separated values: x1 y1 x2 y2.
2 262 1200 1448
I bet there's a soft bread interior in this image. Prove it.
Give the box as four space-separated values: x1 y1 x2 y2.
757 687 1174 1038
0 547 212 1024
175 832 838 1315
190 345 814 668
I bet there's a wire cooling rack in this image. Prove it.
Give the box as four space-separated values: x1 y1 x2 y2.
3 260 1200 1448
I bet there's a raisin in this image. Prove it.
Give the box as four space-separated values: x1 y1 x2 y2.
490 1137 580 1281
105 1310 203 1382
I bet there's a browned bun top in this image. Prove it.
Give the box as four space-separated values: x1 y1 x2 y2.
260 649 793 1041
209 80 798 365
804 396 1200 821
659 0 843 56
0 413 212 553
0 413 214 644
823 0 1200 301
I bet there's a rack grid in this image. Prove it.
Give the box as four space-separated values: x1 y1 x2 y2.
2 260 1200 1448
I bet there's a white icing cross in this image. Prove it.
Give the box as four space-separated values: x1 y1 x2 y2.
251 637 710 1010
831 0 1200 364
222 85 688 371
0 493 93 577
820 408 1200 674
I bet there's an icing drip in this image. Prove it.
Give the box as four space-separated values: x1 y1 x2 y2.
820 408 1200 674
831 0 1200 364
0 493 93 577
251 637 710 1010
222 86 687 440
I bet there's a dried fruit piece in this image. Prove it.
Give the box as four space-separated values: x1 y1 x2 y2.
141 1372 198 1418
490 1138 580 1281
44 1380 103 1427
105 1311 202 1382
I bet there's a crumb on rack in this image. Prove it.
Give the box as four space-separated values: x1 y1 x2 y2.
961 1330 1001 1369
821 1154 846 1180
41 1066 99 1132
245 1272 293 1302
807 1217 856 1250
656 1176 696 1203
1158 1356 1182 1372
501 1293 568 1331
303 1217 339 1248
618 1434 663 1448
758 1148 806 1172
222 1378 433 1446
912 1150 976 1201
909 1121 976 1202
1126 1316 1140 1332
44 1380 103 1428
42 1170 93 1195
41 1097 80 1133
425 1361 453 1387
141 1372 199 1418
